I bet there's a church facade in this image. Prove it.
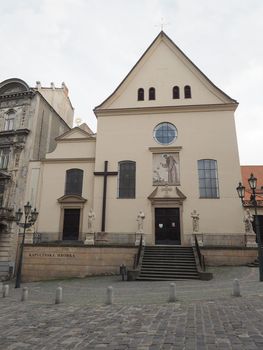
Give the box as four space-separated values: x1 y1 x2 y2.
27 31 245 249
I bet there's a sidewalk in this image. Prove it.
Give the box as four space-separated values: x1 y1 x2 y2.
1 267 263 349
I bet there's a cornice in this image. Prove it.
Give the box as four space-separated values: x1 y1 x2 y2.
41 157 95 163
149 146 182 153
94 103 238 117
0 90 35 101
0 128 30 137
56 138 96 143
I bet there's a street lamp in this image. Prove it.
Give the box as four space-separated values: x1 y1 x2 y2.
236 174 263 282
15 202 39 288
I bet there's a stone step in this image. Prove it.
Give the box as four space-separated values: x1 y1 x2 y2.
141 265 197 271
136 275 200 281
137 246 199 281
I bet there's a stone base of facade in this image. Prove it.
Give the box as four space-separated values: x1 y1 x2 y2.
201 247 258 266
22 244 137 282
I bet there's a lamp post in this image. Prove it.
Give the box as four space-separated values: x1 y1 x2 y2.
236 174 263 282
15 202 39 288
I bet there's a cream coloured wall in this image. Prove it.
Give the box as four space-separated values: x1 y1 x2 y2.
26 128 96 241
36 160 95 238
93 109 244 245
101 37 231 110
45 140 96 159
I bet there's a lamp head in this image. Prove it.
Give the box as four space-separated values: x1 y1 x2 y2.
24 202 32 216
248 173 257 191
236 182 245 200
30 208 39 223
15 208 23 224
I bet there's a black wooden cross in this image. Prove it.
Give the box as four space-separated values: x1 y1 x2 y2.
94 161 118 232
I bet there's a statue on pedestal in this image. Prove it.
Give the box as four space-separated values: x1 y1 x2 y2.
136 211 145 233
87 208 95 233
191 210 200 233
85 208 96 245
244 209 254 233
135 211 145 246
244 209 257 247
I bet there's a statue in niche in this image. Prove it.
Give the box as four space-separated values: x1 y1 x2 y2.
136 211 145 233
243 209 254 233
87 208 96 233
191 210 200 233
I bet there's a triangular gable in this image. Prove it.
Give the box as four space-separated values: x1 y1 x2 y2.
56 126 94 141
94 31 237 113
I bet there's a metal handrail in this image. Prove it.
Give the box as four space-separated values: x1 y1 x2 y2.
134 234 143 269
194 234 206 271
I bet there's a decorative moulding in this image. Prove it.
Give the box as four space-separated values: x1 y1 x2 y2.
148 146 182 153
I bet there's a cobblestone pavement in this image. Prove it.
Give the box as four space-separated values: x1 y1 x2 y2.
1 267 263 349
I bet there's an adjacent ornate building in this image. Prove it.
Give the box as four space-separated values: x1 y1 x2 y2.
0 78 74 280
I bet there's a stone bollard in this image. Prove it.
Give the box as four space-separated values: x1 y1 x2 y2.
3 284 9 298
169 283 176 302
233 278 241 297
106 286 113 305
21 287 29 302
55 287 63 304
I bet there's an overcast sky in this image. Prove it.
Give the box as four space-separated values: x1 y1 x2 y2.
0 0 262 165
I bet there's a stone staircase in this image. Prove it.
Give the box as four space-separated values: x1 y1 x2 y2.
136 246 200 281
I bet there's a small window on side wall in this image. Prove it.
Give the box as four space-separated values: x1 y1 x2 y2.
149 87 156 100
198 159 219 198
184 85 191 99
118 161 136 198
173 86 180 99
137 88 144 101
65 169 83 196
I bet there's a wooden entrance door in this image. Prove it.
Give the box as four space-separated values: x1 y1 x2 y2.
155 208 181 245
62 209 80 240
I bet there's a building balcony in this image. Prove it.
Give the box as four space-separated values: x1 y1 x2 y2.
0 207 14 221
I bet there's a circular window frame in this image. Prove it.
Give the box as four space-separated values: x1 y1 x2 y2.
153 122 178 145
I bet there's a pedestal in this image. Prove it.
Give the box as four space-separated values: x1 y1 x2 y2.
191 233 203 247
246 232 257 247
135 232 145 246
24 228 34 244
84 232 95 245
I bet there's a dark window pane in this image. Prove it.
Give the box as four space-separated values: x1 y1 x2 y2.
138 88 144 101
149 87 156 100
119 161 136 198
184 85 191 98
173 86 180 99
65 169 83 196
198 159 219 198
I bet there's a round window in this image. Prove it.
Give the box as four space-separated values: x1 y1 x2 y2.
153 122 177 145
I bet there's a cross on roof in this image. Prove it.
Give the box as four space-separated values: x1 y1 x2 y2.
155 17 170 31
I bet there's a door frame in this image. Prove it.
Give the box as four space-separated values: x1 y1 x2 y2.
151 202 184 246
58 194 87 241
155 207 181 245
62 208 81 241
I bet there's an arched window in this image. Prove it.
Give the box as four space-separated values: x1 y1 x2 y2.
198 159 219 198
137 88 144 101
65 169 83 196
149 87 156 100
184 85 191 99
173 86 180 99
118 161 136 198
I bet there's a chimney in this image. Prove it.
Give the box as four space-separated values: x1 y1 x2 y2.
36 81 41 90
50 82 55 90
61 82 69 96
